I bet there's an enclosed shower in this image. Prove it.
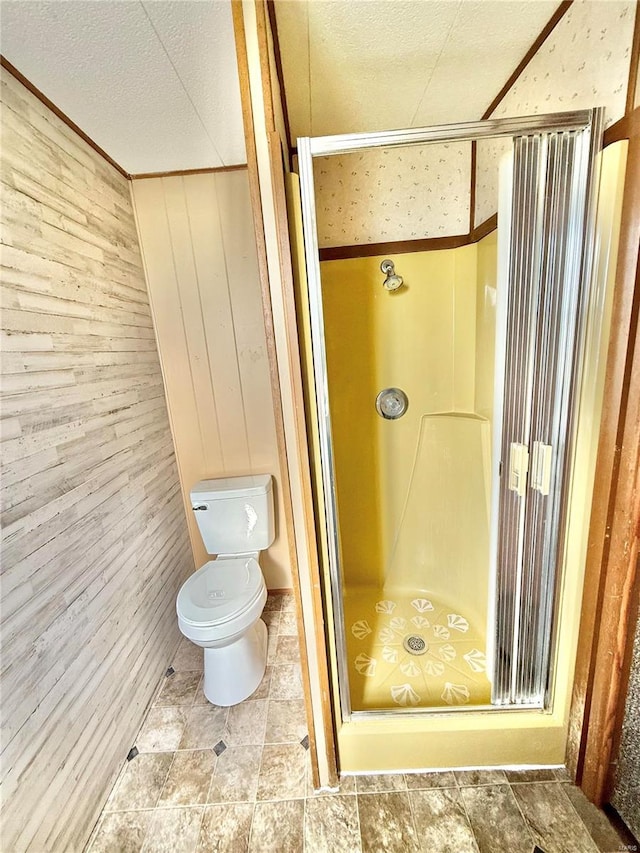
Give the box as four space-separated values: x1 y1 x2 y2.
292 109 623 769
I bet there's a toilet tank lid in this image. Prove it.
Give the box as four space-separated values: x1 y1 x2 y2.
191 474 272 502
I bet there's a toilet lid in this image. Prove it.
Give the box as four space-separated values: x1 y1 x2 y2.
177 557 264 627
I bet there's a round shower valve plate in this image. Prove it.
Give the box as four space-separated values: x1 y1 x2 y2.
376 387 408 420
403 634 428 655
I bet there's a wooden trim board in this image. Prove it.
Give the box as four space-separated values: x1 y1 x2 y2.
266 0 293 155
130 165 247 180
481 1 574 120
566 111 640 803
625 2 640 116
318 212 498 262
231 0 338 789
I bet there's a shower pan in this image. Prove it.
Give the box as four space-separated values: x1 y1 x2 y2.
293 109 617 770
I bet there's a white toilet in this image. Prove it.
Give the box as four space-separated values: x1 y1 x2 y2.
176 474 275 706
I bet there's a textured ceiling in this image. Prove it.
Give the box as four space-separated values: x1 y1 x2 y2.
0 0 563 173
0 0 246 174
275 0 563 139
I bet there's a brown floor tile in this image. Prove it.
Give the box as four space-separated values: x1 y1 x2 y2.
179 705 228 750
89 811 152 853
256 743 307 801
143 807 203 853
409 788 479 853
511 782 600 853
505 768 557 783
249 799 304 852
356 774 407 793
266 622 279 665
305 794 362 852
261 611 280 629
225 699 268 747
196 803 254 852
454 769 508 786
158 750 216 807
562 784 628 853
171 639 204 672
136 708 188 753
264 594 284 612
280 594 296 612
154 671 202 707
357 791 418 853
269 664 303 700
461 783 533 853
264 699 307 744
554 767 574 783
251 666 272 700
208 745 262 804
193 676 209 706
278 610 298 636
404 771 457 790
274 635 300 664
106 753 174 811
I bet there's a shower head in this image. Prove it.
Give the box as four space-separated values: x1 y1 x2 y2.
380 259 404 291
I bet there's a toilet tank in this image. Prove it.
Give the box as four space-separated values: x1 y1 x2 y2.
190 475 275 555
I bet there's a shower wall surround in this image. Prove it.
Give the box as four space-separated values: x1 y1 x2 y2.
320 232 495 601
0 69 192 851
475 0 636 226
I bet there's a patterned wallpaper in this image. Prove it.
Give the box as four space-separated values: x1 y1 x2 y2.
475 0 636 225
313 143 471 249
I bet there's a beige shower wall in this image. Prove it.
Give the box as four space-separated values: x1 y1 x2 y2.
321 233 497 591
474 0 636 225
131 172 291 588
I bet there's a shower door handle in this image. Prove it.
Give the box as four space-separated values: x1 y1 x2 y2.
530 441 552 495
508 442 529 497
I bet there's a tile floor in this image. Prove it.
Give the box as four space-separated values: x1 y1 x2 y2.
87 594 636 853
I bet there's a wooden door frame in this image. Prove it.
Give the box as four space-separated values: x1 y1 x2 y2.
231 0 339 789
566 108 640 805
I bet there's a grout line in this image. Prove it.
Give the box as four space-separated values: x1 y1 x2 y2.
455 784 482 853
508 780 541 851
554 783 601 853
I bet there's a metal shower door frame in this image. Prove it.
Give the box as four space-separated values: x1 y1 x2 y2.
297 109 602 722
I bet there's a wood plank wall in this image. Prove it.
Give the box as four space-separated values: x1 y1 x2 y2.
130 173 291 589
0 68 193 851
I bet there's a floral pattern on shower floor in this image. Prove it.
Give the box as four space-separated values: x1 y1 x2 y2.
344 587 491 710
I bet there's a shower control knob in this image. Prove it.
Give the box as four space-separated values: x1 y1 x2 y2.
375 387 408 420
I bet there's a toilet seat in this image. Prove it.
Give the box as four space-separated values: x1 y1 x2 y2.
177 556 264 628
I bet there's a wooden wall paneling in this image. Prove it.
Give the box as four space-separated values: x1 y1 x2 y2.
131 170 292 587
173 175 251 471
163 177 236 471
212 170 291 576
130 177 209 568
1 66 192 851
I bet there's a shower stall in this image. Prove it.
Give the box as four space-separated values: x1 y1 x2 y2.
292 109 622 770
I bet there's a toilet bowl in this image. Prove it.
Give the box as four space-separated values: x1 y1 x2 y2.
176 475 275 707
